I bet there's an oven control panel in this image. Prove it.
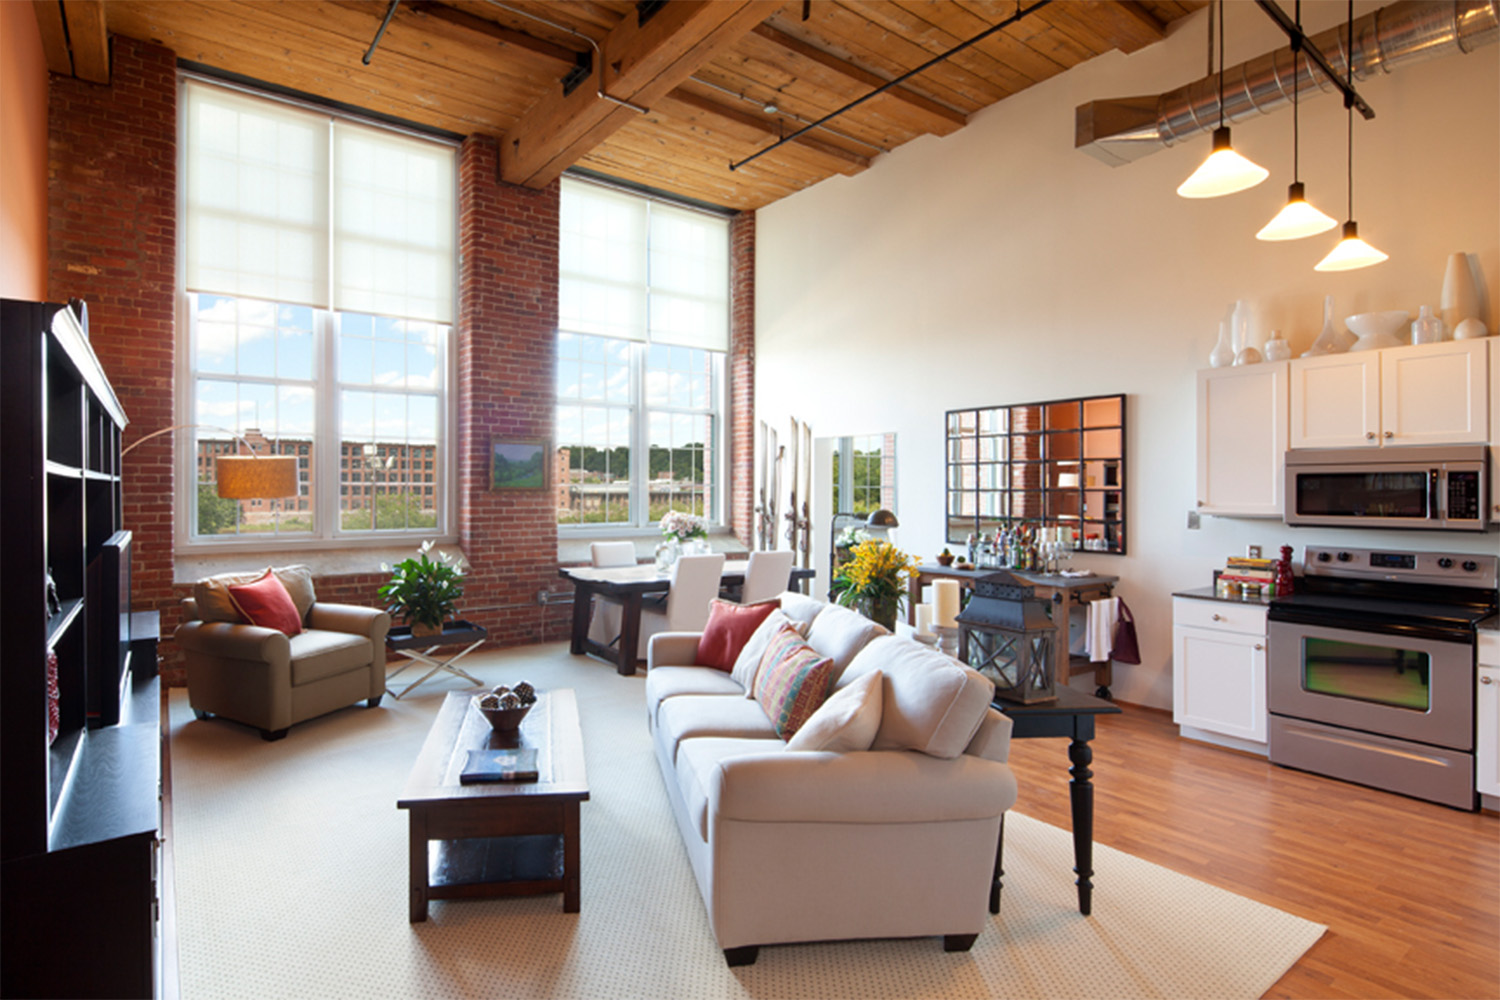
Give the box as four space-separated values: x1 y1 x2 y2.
1304 546 1498 589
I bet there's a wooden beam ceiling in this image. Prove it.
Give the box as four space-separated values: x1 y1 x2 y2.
70 0 1206 211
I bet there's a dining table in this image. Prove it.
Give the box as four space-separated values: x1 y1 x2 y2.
559 559 816 675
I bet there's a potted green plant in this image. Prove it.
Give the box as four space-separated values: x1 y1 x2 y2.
829 538 917 632
379 541 466 636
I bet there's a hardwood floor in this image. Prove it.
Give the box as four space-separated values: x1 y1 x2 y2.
1005 701 1500 1000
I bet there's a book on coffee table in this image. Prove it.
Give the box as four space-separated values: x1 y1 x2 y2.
460 747 539 784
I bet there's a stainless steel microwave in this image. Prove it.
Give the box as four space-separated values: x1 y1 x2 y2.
1284 445 1490 531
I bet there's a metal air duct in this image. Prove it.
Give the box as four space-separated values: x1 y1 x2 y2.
1077 0 1499 166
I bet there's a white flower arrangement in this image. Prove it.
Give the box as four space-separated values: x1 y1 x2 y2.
835 525 868 550
660 510 708 542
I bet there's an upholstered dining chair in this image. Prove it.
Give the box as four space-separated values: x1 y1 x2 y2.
635 553 725 664
737 549 796 605
586 541 638 649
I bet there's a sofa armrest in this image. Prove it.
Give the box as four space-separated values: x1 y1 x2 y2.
709 749 1016 826
174 620 289 663
648 631 703 670
964 707 1013 763
306 602 391 644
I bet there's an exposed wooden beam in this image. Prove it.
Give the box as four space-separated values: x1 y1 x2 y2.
660 88 871 172
61 0 108 83
500 0 782 189
748 23 967 130
30 0 73 76
1081 0 1166 55
404 1 582 72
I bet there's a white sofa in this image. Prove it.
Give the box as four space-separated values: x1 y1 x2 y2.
645 593 1018 966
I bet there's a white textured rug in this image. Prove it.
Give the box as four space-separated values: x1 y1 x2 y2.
168 643 1323 1000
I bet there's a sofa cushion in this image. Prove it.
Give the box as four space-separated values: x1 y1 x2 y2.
227 570 303 637
698 599 779 671
843 636 995 759
729 609 806 697
658 695 779 763
645 666 745 727
287 629 370 685
753 625 836 740
778 590 826 628
675 737 778 842
786 669 883 753
806 602 888 679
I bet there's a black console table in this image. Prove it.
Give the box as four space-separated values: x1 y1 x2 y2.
385 620 489 699
994 687 1121 916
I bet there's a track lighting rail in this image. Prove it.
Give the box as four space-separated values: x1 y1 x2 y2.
1253 0 1374 119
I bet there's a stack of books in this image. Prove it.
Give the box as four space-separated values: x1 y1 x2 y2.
1217 556 1276 598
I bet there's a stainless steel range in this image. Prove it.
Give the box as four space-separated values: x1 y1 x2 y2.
1267 545 1499 809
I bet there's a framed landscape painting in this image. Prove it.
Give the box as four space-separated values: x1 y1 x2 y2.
491 439 548 490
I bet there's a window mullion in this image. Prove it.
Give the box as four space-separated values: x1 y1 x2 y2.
318 309 339 538
631 341 647 528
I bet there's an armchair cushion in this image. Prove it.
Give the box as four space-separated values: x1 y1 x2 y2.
227 570 303 637
289 630 374 685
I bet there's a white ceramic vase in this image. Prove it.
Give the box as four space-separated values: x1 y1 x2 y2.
1209 319 1235 368
1263 333 1291 361
1441 252 1480 332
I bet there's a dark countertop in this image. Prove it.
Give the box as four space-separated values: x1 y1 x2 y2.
1173 584 1275 607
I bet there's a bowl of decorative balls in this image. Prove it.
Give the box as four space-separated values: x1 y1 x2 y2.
474 681 538 732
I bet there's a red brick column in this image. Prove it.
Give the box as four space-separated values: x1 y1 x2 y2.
47 37 178 626
728 210 755 545
456 136 569 645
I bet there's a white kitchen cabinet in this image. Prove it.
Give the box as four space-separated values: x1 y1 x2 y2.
1490 343 1499 521
1478 633 1500 800
1172 597 1268 745
1290 340 1488 449
1196 363 1288 517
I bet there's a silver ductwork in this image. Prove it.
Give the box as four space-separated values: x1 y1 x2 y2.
1077 0 1499 166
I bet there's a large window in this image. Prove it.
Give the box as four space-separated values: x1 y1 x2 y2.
181 80 455 544
555 178 728 531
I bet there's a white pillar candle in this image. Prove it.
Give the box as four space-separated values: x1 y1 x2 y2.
915 603 934 635
933 579 961 629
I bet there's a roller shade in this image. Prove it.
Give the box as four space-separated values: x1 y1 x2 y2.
184 81 455 324
559 177 727 351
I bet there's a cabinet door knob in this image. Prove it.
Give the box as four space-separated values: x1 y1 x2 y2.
1254 643 1265 651
1365 431 1376 440
1211 613 1224 621
1383 430 1394 439
1483 675 1495 685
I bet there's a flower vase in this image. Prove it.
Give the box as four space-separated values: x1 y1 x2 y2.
1208 319 1235 368
864 593 900 632
1441 252 1480 333
655 537 680 572
1303 295 1345 356
413 620 442 638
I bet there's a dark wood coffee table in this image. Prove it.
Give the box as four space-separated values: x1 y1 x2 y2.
397 688 589 921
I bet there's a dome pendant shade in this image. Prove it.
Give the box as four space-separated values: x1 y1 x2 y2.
1256 182 1339 240
1177 127 1269 199
1315 220 1389 272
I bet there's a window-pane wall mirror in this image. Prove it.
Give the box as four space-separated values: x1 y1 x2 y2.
945 394 1126 554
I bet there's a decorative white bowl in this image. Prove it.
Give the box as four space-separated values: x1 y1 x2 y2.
1344 310 1410 353
1345 311 1410 352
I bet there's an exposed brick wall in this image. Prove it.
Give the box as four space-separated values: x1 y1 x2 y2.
47 37 178 628
456 136 571 646
728 210 755 546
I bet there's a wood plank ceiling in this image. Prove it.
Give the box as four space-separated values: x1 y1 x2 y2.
39 0 1206 211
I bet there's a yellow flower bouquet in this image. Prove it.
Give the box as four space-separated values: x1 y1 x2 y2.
830 539 917 631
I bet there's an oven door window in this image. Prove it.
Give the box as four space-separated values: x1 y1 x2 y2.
1302 637 1431 711
1294 471 1429 518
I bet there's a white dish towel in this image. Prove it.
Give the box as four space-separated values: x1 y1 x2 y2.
1085 596 1120 662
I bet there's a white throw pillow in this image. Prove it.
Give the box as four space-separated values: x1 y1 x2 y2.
844 635 995 759
785 669 883 753
777 590 826 628
806 602 889 678
730 609 807 696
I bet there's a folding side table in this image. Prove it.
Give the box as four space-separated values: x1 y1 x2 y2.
385 620 489 699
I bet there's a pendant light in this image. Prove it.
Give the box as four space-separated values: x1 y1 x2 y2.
1316 1 1387 271
1178 0 1269 199
1257 3 1337 240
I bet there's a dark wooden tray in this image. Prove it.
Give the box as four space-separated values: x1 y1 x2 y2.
386 619 488 650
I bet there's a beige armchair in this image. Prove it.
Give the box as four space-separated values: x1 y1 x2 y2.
175 567 391 741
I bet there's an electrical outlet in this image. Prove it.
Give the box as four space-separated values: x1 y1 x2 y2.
1186 510 1201 530
537 590 548 604
1246 545 1262 559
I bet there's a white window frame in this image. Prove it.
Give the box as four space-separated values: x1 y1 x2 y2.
174 75 459 555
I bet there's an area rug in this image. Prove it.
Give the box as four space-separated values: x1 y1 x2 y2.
167 643 1324 1000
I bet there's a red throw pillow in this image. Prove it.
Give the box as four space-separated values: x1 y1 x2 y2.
226 569 303 637
697 599 779 671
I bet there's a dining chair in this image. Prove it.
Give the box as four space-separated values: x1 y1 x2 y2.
586 541 638 649
737 549 796 605
636 553 726 665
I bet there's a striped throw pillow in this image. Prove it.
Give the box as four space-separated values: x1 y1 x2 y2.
753 623 835 740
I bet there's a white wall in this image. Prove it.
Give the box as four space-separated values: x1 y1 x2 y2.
755 4 1500 710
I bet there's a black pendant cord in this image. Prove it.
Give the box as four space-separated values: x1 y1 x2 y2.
1217 0 1225 129
1345 0 1354 220
1291 1 1300 182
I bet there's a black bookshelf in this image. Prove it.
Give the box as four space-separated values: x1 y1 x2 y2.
1 298 160 999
